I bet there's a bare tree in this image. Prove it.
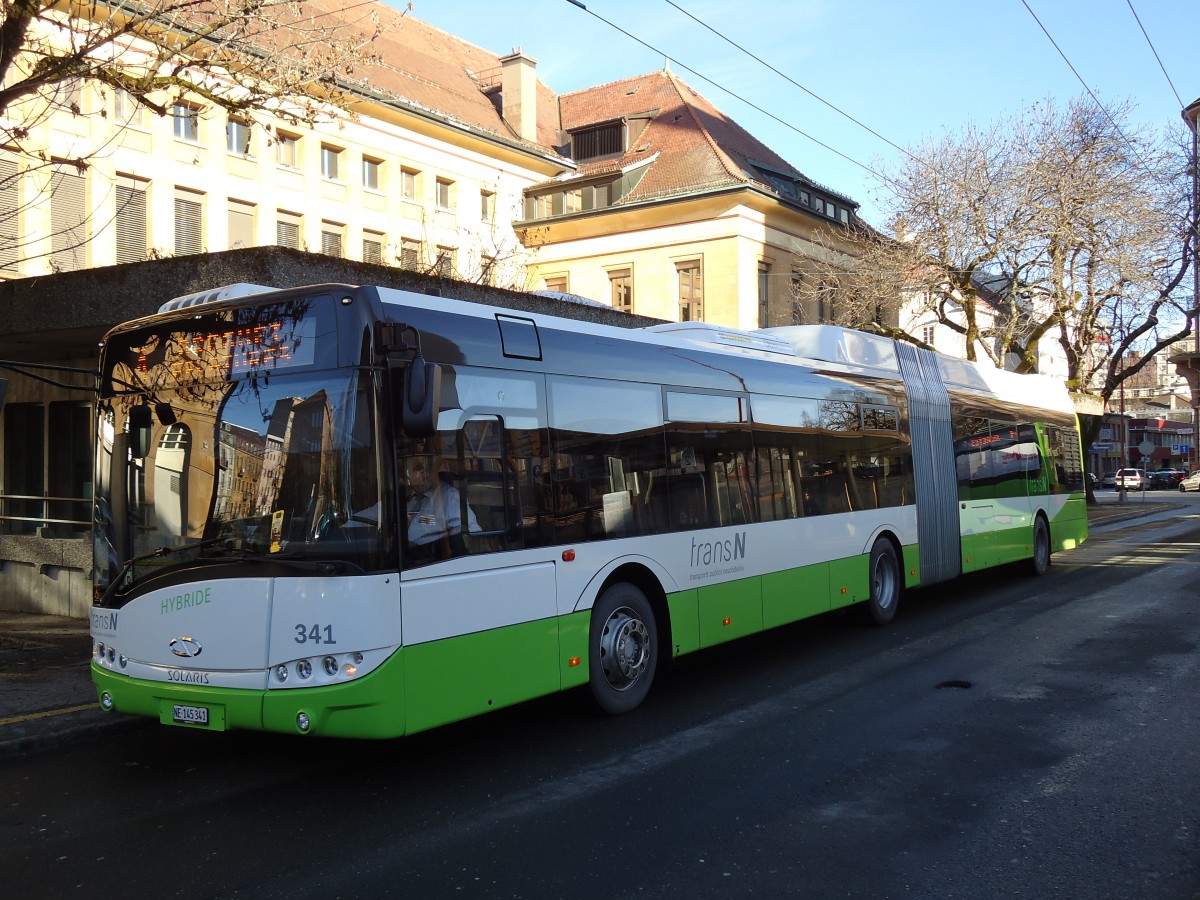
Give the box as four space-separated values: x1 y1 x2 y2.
0 0 384 263
795 97 1196 413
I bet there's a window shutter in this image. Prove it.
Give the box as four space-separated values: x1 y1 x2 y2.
228 200 255 249
321 227 343 257
400 238 420 270
276 211 301 249
362 234 383 265
0 156 18 272
51 163 87 272
174 190 203 256
115 176 147 264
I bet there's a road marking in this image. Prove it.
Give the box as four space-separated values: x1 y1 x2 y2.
0 703 96 727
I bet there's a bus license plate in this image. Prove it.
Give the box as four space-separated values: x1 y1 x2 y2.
172 704 209 726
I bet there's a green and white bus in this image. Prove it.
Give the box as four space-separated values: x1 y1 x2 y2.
90 283 1087 738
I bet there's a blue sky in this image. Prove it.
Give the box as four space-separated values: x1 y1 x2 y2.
399 0 1198 225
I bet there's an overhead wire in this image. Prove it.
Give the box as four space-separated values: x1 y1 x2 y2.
1018 0 1167 185
563 0 889 186
1124 0 1184 109
661 0 920 168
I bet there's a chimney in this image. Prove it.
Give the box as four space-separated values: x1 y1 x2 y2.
499 50 538 143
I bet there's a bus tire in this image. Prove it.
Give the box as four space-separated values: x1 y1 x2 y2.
866 538 901 626
1028 515 1051 576
589 582 658 715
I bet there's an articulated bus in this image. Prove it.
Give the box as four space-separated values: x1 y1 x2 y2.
90 283 1087 738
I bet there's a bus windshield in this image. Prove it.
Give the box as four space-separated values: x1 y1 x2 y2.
94 367 388 600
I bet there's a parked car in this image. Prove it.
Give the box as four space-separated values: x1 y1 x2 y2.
1101 471 1117 489
1114 468 1144 490
1179 471 1200 493
1148 469 1182 490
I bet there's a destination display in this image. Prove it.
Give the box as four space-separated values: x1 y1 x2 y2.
103 300 328 391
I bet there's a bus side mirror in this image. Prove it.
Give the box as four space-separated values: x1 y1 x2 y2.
129 405 153 459
398 362 442 437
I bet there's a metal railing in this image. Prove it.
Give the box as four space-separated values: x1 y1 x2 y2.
0 493 91 533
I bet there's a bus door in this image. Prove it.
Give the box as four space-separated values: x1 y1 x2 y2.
397 370 559 733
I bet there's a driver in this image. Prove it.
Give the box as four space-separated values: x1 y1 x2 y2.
405 453 478 562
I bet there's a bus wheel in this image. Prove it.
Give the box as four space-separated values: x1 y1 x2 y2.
589 583 658 715
866 539 900 626
1028 516 1051 576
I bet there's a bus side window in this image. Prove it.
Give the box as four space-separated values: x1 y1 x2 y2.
664 391 753 530
548 376 666 542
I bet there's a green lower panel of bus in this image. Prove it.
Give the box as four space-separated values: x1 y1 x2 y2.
960 500 1088 574
1051 497 1088 551
92 655 411 739
402 616 563 734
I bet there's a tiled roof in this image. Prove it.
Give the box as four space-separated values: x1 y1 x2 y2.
297 2 563 154
258 5 855 206
558 70 835 205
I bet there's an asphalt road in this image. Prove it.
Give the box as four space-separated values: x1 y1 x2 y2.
3 505 1199 899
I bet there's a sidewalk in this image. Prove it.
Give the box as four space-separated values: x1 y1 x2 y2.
0 492 1187 757
0 611 140 758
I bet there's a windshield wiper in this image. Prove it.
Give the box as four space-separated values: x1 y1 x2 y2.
97 536 240 607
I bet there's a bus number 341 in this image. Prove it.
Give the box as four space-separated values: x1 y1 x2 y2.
294 624 337 645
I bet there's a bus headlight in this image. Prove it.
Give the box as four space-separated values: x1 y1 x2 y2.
268 650 373 688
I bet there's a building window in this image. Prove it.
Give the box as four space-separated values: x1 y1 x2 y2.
435 178 453 210
115 175 148 263
401 168 418 200
758 262 770 328
480 256 496 286
481 190 495 221
362 157 382 191
277 210 301 249
114 89 144 128
543 275 567 294
434 245 455 277
677 261 703 322
571 122 624 161
275 131 299 168
321 222 343 257
362 231 383 265
1 156 20 272
609 267 633 313
174 189 204 256
3 402 45 534
565 189 582 214
173 103 200 142
921 324 936 346
817 281 837 323
228 199 255 249
226 118 252 155
400 237 421 269
526 193 553 219
320 145 342 181
50 162 87 272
